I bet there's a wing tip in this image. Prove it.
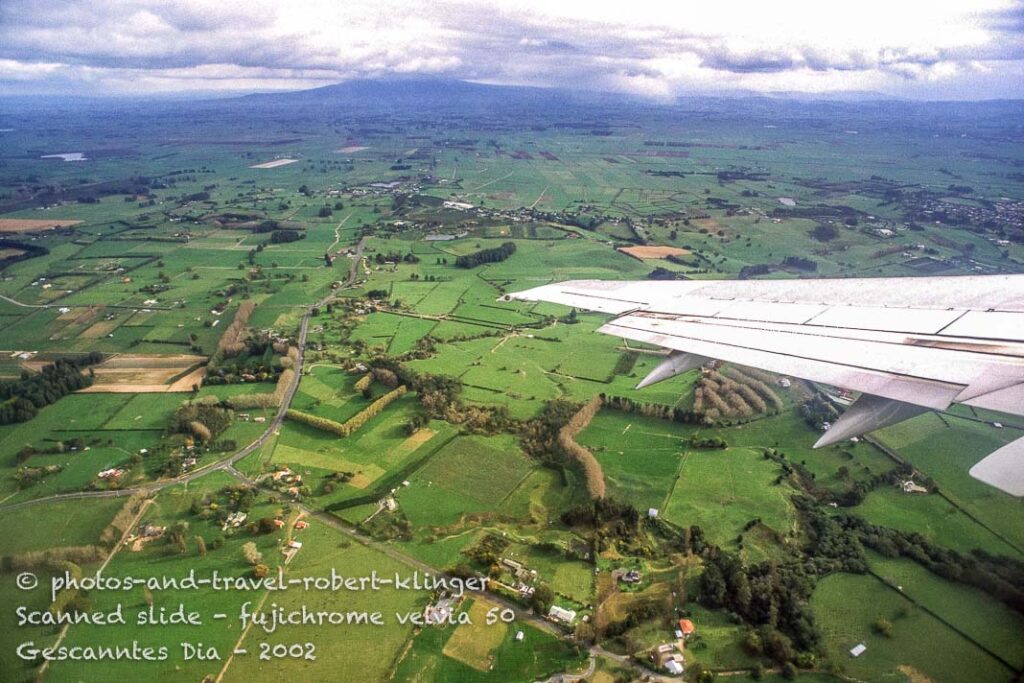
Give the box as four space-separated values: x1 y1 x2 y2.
968 437 1024 497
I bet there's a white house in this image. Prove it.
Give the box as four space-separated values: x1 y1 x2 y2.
547 605 576 625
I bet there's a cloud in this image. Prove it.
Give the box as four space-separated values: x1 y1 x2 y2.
0 0 1022 98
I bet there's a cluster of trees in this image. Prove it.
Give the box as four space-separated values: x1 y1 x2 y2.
320 470 354 495
16 437 87 464
557 395 606 499
225 365 294 409
698 548 822 657
519 399 581 461
560 497 643 551
603 597 668 638
795 497 868 574
3 545 106 572
810 224 839 241
782 256 818 272
694 369 781 424
800 395 839 431
216 300 256 358
13 463 63 488
463 534 511 566
373 251 420 265
385 363 510 434
689 436 728 449
286 385 407 437
354 373 373 394
837 513 1024 615
647 266 686 281
167 397 234 443
269 229 303 244
0 238 49 268
601 394 702 425
0 353 103 425
99 494 148 546
455 241 516 268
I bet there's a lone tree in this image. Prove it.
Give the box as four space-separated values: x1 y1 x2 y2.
242 541 262 565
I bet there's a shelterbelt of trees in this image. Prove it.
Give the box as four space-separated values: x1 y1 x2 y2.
455 241 516 268
0 353 103 425
286 385 408 437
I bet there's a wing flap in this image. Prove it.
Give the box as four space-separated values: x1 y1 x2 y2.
605 313 1012 389
599 320 962 409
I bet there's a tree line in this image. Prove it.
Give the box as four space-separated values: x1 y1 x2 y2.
557 395 606 499
455 242 516 268
286 385 407 437
0 353 103 425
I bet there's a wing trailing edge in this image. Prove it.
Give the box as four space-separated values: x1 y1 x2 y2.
506 276 1024 496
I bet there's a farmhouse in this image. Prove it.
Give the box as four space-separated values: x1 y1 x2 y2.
547 605 576 625
613 568 643 584
900 479 928 494
424 596 457 626
652 642 685 674
850 643 867 657
678 618 696 639
223 511 247 530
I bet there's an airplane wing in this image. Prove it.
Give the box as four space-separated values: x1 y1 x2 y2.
505 275 1024 496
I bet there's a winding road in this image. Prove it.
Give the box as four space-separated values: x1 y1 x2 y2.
2 235 673 681
0 236 367 513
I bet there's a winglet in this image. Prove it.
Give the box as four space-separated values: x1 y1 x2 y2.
969 437 1024 497
636 352 708 389
814 394 929 448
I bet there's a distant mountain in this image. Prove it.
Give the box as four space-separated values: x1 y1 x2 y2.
761 90 903 102
240 77 634 112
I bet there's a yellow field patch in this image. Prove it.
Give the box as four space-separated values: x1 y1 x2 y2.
392 428 436 458
0 218 83 233
80 319 120 339
617 245 690 260
442 598 508 671
80 354 205 393
898 666 935 683
597 581 669 625
167 366 207 392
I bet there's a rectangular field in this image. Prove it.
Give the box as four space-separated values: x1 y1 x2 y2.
0 218 83 232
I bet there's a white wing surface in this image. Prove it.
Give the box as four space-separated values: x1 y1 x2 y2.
506 275 1024 495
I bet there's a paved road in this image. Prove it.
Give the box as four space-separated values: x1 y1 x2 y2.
2 230 665 682
0 237 368 514
0 291 175 311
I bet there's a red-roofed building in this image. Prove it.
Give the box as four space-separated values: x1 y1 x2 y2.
679 619 696 637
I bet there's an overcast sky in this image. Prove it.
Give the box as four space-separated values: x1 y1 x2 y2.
1 0 1022 100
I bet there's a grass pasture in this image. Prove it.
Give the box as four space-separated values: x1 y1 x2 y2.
393 598 585 682
812 571 1014 683
400 434 535 528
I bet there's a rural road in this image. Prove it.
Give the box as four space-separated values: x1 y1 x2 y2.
0 236 368 513
0 292 44 308
2 232 671 682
